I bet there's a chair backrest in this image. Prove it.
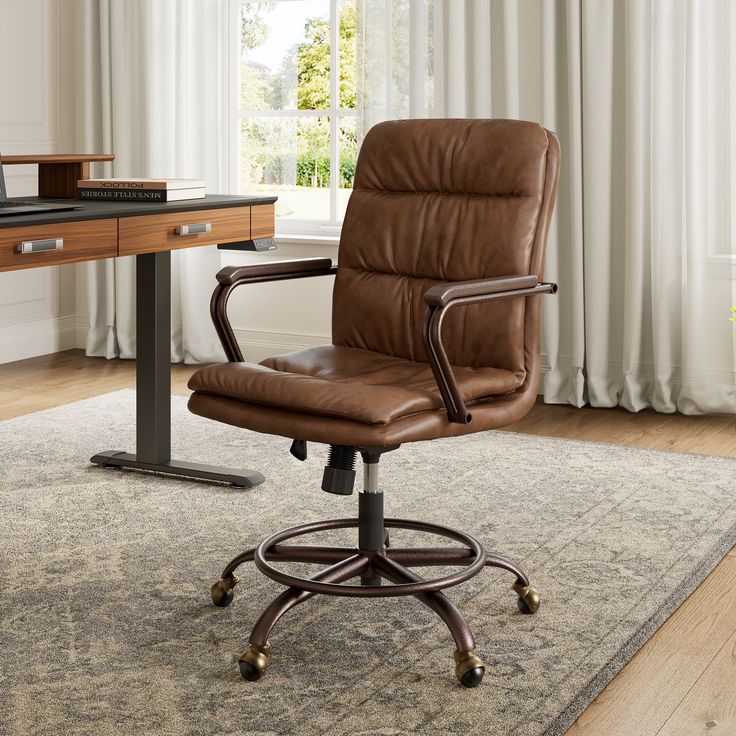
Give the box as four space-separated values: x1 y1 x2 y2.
333 119 559 375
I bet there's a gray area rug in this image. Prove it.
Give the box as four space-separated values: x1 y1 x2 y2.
1 390 735 736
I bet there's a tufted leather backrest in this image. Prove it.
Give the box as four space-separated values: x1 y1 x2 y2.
332 119 559 375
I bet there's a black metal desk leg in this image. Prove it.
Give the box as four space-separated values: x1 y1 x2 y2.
136 250 172 464
90 251 265 488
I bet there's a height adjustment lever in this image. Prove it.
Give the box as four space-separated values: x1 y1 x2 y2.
289 439 308 462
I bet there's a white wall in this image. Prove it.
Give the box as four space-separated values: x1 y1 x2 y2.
0 0 78 364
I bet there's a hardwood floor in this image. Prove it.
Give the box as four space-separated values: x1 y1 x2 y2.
0 349 198 421
2 349 735 735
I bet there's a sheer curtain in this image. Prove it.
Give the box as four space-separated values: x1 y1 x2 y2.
357 0 736 414
61 0 231 363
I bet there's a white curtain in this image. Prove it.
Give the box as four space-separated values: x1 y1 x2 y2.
357 0 736 414
62 0 231 363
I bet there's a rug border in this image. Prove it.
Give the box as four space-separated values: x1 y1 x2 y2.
542 524 736 735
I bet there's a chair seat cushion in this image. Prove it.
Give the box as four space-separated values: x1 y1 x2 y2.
188 345 524 426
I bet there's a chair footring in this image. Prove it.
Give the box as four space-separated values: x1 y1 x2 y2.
250 517 488 597
210 515 539 686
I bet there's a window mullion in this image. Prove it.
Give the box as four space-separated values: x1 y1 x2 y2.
238 109 332 117
385 0 393 114
329 0 339 225
238 109 358 117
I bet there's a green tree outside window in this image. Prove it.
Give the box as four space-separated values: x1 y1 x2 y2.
240 2 358 197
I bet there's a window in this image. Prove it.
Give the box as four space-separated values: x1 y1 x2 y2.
233 0 358 235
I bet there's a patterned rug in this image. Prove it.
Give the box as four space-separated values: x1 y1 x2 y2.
1 390 735 736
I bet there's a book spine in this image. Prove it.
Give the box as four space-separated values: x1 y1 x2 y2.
78 180 205 190
77 188 168 202
78 181 170 190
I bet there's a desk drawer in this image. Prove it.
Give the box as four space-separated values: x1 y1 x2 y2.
0 219 117 272
118 206 251 256
251 204 275 239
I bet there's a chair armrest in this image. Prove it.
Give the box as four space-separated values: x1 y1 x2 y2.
424 275 540 307
217 257 335 286
211 258 337 362
422 276 558 424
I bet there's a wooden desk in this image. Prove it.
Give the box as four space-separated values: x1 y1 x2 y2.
0 194 276 487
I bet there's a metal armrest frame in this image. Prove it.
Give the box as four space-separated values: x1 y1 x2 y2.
421 276 558 424
211 258 337 362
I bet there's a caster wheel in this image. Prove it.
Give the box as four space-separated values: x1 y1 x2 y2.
460 667 485 688
239 660 262 682
454 649 485 688
384 529 391 548
211 575 239 607
239 642 271 682
513 583 540 615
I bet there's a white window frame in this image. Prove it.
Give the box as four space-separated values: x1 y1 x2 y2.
229 0 358 237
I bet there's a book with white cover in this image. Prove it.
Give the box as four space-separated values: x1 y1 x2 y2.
77 187 206 202
77 178 206 191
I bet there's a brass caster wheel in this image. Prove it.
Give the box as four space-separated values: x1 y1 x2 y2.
454 649 485 688
239 642 271 682
211 575 239 608
513 582 540 615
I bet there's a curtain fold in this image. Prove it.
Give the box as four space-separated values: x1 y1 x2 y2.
63 0 231 364
357 0 736 414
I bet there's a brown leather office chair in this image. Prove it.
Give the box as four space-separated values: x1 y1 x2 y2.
188 119 560 688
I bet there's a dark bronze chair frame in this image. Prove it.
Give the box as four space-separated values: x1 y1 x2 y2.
207 259 557 687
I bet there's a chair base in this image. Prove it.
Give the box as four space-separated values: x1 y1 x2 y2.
210 507 539 687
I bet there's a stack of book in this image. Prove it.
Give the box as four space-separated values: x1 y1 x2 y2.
77 178 206 203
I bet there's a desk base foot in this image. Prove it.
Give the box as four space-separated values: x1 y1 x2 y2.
90 451 265 488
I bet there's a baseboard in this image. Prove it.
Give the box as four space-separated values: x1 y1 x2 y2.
0 315 79 364
232 327 329 364
72 320 329 364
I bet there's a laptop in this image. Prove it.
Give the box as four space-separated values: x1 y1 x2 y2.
0 153 81 216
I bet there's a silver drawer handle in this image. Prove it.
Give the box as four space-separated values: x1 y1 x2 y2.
175 223 212 236
17 238 64 254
